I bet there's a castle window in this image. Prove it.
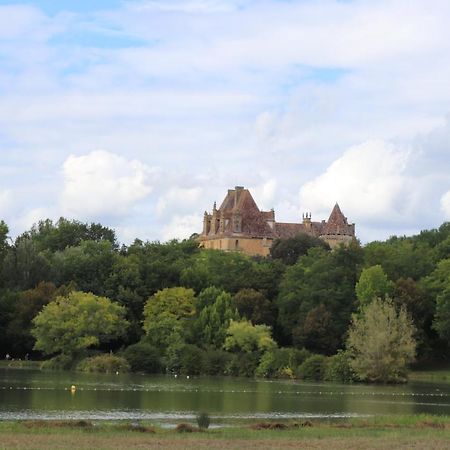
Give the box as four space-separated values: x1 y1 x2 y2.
235 239 239 249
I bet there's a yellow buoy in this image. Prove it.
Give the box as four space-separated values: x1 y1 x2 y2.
70 385 76 393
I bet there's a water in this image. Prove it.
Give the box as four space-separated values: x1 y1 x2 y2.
0 368 449 424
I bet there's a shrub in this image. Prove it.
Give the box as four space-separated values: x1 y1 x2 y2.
225 352 260 377
123 342 163 373
41 354 74 371
297 354 327 381
179 344 204 375
77 354 130 373
255 348 311 378
202 349 232 375
324 350 355 383
176 423 199 433
196 412 210 429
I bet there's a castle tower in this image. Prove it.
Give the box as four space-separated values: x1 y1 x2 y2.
319 203 355 249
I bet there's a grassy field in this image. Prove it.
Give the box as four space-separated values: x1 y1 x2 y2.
0 415 449 449
410 366 450 383
0 360 42 370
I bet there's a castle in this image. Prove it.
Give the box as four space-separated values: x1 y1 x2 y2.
199 186 356 257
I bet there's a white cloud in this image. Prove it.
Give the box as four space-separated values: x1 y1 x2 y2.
0 189 12 215
299 141 413 227
156 186 203 217
131 0 242 14
250 178 277 211
15 207 56 231
60 150 154 218
441 191 450 219
161 214 201 241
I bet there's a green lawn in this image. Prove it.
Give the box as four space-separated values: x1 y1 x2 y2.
0 416 449 450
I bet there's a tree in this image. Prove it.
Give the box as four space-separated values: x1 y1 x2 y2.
433 287 450 345
224 320 276 353
53 240 117 295
276 244 362 351
233 289 274 326
180 250 256 293
270 233 329 265
32 291 128 359
143 287 195 349
363 238 434 281
346 298 416 383
196 291 239 348
355 265 393 307
17 218 117 252
7 282 60 356
292 303 338 354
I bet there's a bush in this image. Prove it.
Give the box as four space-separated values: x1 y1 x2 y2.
226 352 260 377
297 354 327 381
179 344 204 375
123 342 163 374
255 348 311 378
196 412 210 429
76 354 130 373
324 350 355 382
41 354 75 371
202 349 232 375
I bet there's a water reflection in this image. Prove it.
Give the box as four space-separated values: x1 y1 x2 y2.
0 369 449 422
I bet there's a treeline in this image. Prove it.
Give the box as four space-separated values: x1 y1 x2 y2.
0 218 449 381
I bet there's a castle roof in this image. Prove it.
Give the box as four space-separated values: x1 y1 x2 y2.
215 187 274 237
201 187 355 242
321 202 353 236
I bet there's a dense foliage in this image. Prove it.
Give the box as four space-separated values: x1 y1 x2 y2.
1 217 450 381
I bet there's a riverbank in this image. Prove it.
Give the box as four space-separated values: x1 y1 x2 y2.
0 415 449 449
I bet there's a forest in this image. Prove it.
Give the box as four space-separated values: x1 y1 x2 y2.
0 218 449 383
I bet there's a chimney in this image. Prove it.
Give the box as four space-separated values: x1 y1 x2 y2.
234 186 244 207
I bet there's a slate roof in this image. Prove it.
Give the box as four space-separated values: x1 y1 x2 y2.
201 187 354 240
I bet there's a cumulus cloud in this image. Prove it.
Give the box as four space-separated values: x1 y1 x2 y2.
299 141 413 226
61 150 154 219
131 0 242 14
156 186 203 218
161 214 201 241
0 189 12 215
250 178 277 211
441 191 450 219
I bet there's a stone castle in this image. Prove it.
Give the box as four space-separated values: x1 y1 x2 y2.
199 186 356 257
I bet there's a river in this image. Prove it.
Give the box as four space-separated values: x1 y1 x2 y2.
1 368 449 424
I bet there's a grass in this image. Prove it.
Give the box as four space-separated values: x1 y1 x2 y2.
0 360 42 370
410 365 450 383
0 415 449 449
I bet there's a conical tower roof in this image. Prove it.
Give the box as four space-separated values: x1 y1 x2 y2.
327 203 347 225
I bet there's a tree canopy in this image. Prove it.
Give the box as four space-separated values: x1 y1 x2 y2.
346 297 416 382
32 291 128 358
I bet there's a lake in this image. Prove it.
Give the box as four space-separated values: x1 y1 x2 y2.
1 368 449 424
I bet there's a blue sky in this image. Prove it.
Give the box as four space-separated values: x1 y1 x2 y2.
1 0 450 244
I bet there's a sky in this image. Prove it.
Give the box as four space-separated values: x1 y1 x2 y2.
0 0 450 245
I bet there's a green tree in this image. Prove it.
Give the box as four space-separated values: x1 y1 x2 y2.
18 218 117 252
364 238 434 281
180 250 256 293
346 298 416 383
7 282 61 356
53 240 117 295
128 239 199 297
270 233 329 265
355 265 393 307
32 291 128 359
233 288 274 326
433 287 450 345
276 244 362 351
143 287 195 350
196 291 239 348
224 320 276 353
